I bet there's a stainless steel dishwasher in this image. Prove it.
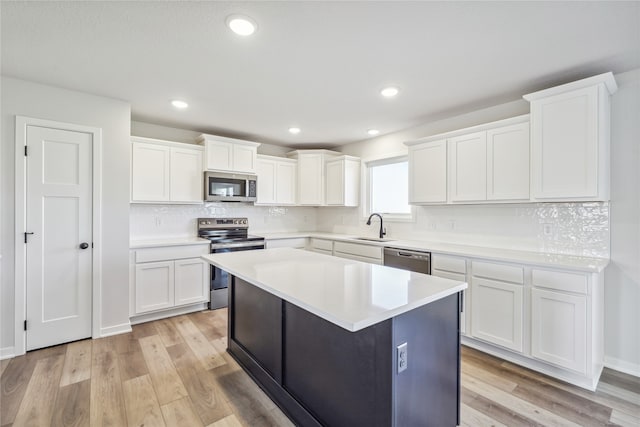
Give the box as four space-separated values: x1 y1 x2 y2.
383 247 431 274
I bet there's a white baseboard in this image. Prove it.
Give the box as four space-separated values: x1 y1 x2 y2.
605 355 640 378
99 322 132 338
1 346 16 360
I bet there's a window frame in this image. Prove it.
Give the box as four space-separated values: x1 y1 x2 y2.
361 153 415 223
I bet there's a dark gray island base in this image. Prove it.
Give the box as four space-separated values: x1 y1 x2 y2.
227 276 462 427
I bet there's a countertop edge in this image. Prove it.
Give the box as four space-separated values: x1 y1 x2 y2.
258 232 609 273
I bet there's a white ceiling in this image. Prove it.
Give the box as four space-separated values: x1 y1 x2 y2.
2 1 639 147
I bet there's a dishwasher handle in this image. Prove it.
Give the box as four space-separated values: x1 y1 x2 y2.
384 248 431 261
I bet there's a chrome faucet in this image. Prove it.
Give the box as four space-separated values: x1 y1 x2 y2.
366 213 386 239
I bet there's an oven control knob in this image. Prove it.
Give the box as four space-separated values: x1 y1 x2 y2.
242 219 247 224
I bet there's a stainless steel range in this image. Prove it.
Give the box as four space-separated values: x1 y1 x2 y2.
197 217 265 309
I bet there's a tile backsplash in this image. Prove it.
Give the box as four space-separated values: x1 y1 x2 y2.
316 202 610 258
130 203 317 239
131 202 609 258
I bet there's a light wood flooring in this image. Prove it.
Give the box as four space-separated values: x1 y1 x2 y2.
1 309 638 426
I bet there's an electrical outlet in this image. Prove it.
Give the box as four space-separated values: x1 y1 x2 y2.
397 342 408 373
155 216 162 227
543 223 553 236
448 220 456 231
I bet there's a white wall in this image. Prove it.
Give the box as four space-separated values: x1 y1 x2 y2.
1 77 131 354
604 69 640 375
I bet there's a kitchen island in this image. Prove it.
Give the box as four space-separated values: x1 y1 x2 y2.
202 248 467 427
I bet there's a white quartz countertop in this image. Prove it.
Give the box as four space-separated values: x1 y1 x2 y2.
130 237 210 249
202 248 467 332
257 232 609 273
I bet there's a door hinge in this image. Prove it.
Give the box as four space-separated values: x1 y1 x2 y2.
24 320 27 331
24 146 28 156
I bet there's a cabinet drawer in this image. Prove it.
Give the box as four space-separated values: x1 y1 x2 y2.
135 244 209 263
266 238 308 249
334 252 383 265
472 261 523 284
432 255 466 274
308 248 333 256
532 269 588 295
310 238 334 251
334 241 383 260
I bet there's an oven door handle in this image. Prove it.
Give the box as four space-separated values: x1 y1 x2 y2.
210 241 265 250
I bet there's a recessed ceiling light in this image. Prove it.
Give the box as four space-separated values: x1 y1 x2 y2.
288 127 301 135
171 100 188 109
226 15 257 36
380 86 400 98
367 129 380 136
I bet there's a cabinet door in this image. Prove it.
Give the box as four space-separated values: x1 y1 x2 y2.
530 85 599 199
325 160 344 205
175 258 208 306
205 140 233 171
487 123 530 201
170 147 203 202
131 142 170 201
233 144 257 174
297 154 324 205
432 270 468 335
531 288 587 374
408 140 447 204
256 158 277 204
449 131 487 202
276 161 297 205
470 277 523 352
135 261 175 314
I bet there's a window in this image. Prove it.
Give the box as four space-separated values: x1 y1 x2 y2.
365 156 413 220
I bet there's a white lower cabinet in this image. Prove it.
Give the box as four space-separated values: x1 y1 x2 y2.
470 260 524 352
333 241 383 265
266 237 308 249
175 258 209 306
135 261 175 313
432 254 468 335
471 277 523 352
131 244 209 318
307 238 334 255
531 288 587 374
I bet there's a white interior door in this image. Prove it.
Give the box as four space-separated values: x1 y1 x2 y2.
26 125 93 350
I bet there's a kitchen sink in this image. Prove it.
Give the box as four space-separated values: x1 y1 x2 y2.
354 237 395 242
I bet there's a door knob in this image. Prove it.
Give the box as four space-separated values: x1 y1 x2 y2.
79 242 89 249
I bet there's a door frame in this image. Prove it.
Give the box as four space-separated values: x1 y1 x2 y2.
14 116 103 355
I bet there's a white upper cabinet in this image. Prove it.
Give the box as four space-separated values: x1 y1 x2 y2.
326 156 360 206
407 140 447 204
406 115 529 205
449 131 487 202
287 150 340 206
256 155 297 205
276 160 297 205
524 72 617 201
131 141 171 202
170 147 204 203
487 122 530 201
197 134 260 174
131 137 203 204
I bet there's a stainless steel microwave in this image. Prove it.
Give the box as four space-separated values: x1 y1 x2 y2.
204 171 257 202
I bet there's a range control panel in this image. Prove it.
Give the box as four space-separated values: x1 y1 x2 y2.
197 217 248 229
